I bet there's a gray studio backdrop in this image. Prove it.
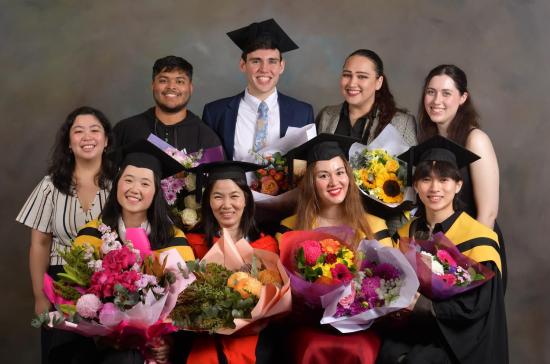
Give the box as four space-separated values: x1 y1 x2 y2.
2 1 548 362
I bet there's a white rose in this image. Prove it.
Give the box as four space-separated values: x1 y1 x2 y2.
184 194 199 210
181 208 199 226
185 174 196 192
431 259 445 276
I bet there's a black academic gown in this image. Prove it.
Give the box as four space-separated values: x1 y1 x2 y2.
377 212 508 364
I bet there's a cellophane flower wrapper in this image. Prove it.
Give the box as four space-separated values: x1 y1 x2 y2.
43 228 195 350
278 226 355 309
319 239 419 333
349 124 415 209
176 229 291 335
250 124 316 203
399 232 495 300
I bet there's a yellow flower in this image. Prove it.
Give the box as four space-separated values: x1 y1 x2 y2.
341 248 354 262
313 262 334 279
358 169 375 189
376 174 404 203
385 158 400 173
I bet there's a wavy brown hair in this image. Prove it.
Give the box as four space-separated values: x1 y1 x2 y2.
417 64 480 146
344 49 405 139
294 156 372 247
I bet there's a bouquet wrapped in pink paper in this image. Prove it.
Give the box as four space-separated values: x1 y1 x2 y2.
148 133 225 228
278 227 357 309
399 232 495 300
320 239 419 333
170 229 291 335
35 223 195 360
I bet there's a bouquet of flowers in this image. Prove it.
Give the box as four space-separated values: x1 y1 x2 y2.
148 134 225 228
320 239 419 333
349 125 415 212
399 232 495 300
249 151 289 196
35 223 194 357
170 230 291 335
279 227 356 309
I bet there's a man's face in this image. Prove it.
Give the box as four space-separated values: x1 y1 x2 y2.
239 48 285 100
152 68 193 113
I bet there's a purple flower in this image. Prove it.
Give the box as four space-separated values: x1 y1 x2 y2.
361 276 381 300
360 259 376 271
373 263 400 280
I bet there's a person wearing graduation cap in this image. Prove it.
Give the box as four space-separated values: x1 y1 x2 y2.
70 138 195 364
114 55 223 154
375 136 508 364
202 18 314 161
173 160 283 364
276 133 392 364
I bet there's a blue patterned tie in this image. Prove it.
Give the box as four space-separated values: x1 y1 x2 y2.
254 101 269 151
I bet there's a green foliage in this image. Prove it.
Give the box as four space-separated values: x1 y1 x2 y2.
57 245 94 287
31 310 64 329
113 284 141 309
295 247 323 282
170 263 258 332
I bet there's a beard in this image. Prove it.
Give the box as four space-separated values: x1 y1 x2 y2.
154 94 189 114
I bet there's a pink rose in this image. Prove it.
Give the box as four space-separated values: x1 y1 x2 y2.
441 274 457 286
298 240 322 265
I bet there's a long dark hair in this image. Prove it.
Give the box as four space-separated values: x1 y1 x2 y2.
344 49 404 139
201 177 259 247
413 160 464 217
418 65 480 146
101 166 177 249
48 106 115 195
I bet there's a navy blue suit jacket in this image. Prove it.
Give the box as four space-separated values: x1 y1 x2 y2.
202 91 314 159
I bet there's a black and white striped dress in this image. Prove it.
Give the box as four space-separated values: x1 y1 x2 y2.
16 175 110 265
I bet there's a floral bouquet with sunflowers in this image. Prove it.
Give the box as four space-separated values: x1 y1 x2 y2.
320 239 419 333
398 232 495 300
148 134 224 229
279 227 357 310
33 224 195 359
170 229 291 334
349 125 415 213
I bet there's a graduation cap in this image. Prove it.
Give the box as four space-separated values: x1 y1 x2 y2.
187 161 263 202
285 133 360 186
227 18 299 54
398 135 480 185
111 139 185 179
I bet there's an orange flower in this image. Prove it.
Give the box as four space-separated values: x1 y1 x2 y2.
319 238 341 254
273 172 284 181
260 176 279 195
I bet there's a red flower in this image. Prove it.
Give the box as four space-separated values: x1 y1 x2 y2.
269 168 277 176
331 263 353 283
440 274 457 286
102 246 136 272
325 253 337 264
298 240 322 265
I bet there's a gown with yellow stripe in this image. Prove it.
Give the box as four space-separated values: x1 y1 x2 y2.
377 211 508 364
73 219 195 261
275 212 393 364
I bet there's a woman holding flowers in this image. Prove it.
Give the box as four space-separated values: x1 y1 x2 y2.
175 160 282 364
16 106 114 364
417 64 506 287
377 136 507 363
71 139 195 363
277 134 392 364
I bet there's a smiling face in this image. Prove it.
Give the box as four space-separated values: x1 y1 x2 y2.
240 48 285 100
209 179 246 231
313 156 350 208
152 68 193 113
424 75 468 130
116 165 156 223
415 172 463 217
340 55 383 111
69 114 108 163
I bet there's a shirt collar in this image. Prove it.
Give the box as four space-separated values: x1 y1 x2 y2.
417 210 462 235
243 88 278 111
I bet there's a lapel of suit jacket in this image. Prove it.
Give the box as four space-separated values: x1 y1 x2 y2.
277 92 291 138
224 91 244 159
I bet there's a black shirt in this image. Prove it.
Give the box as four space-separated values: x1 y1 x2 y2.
334 102 376 144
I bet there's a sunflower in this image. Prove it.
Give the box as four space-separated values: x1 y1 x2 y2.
358 169 375 189
376 174 404 203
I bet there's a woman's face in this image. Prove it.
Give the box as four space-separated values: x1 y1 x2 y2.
117 165 156 220
414 173 462 216
424 75 468 130
69 114 108 162
340 55 383 110
209 179 246 231
314 156 350 208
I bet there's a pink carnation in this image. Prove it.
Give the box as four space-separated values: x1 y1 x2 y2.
441 274 457 286
102 246 137 272
76 294 103 319
437 249 457 267
298 240 322 265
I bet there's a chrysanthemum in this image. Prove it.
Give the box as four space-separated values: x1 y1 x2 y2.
373 263 401 280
